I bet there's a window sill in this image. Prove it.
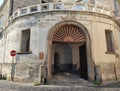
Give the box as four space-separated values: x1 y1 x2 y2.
105 51 115 54
17 52 32 54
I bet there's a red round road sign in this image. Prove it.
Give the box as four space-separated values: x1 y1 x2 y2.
10 50 16 56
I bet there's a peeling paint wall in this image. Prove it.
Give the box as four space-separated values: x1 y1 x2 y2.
0 0 11 29
0 11 119 82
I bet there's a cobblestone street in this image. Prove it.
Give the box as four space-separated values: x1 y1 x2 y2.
0 80 120 91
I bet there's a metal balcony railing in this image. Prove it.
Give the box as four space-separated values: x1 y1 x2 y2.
7 3 113 25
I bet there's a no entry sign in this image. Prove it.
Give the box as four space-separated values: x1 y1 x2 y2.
10 50 16 56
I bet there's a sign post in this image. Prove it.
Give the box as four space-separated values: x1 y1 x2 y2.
10 50 16 81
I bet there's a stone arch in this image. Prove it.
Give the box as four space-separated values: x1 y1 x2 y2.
52 24 86 43
47 20 95 81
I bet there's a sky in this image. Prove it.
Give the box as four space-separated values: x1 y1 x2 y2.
0 0 3 6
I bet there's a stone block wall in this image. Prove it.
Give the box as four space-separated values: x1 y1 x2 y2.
0 63 11 78
14 63 40 82
99 62 120 83
115 63 120 80
0 62 46 83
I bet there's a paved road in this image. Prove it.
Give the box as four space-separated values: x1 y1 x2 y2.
0 80 120 91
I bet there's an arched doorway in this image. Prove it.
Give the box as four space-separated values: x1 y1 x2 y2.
47 21 95 81
52 24 88 79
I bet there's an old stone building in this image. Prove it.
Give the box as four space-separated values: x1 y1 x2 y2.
0 0 120 84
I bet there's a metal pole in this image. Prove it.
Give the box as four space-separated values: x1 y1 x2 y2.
11 56 14 81
114 63 118 81
39 65 42 84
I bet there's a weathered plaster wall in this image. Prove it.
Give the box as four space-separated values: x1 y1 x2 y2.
95 0 112 9
0 11 120 82
12 0 54 12
0 0 11 29
12 0 42 12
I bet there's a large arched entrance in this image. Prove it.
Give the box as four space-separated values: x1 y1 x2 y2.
47 21 95 82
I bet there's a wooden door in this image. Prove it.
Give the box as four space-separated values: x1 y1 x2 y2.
79 44 88 80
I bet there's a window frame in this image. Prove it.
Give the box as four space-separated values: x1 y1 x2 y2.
20 29 31 53
105 29 115 54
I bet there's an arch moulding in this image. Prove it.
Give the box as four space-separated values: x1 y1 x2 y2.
47 20 95 82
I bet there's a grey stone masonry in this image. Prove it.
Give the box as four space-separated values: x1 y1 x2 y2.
0 80 120 91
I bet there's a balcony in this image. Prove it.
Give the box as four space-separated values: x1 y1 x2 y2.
8 2 113 25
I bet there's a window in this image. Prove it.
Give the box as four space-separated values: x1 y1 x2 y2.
21 29 30 53
105 30 114 52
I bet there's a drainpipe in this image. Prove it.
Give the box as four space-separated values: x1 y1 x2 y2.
114 63 118 81
114 0 117 10
113 0 118 16
9 0 14 16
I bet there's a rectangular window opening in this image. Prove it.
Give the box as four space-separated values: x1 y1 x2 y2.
30 6 38 12
105 30 114 53
21 29 30 53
